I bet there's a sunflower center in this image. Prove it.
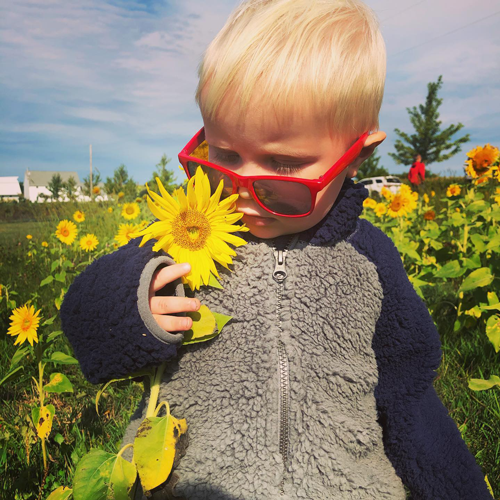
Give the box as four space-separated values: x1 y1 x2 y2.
87 240 92 246
61 228 69 237
22 318 32 331
173 209 211 251
391 197 403 211
126 206 134 214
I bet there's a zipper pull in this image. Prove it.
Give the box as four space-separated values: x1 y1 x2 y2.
273 248 288 283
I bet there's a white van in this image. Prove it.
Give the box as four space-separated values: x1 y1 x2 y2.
356 176 403 194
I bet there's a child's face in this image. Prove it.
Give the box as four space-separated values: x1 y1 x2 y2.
202 95 360 240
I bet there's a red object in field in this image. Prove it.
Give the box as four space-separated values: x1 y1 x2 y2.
408 161 426 185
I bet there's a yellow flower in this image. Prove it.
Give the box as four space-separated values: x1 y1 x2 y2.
387 192 416 218
7 304 42 346
26 234 33 240
447 184 461 197
374 203 387 217
93 186 101 195
79 234 99 252
113 242 119 249
380 187 394 201
73 210 85 223
455 208 460 212
363 198 377 209
423 193 429 204
464 144 499 179
494 187 500 204
135 197 142 203
122 203 140 220
431 190 435 197
131 167 250 291
42 241 48 247
118 191 125 199
55 220 78 245
108 207 113 213
115 223 141 247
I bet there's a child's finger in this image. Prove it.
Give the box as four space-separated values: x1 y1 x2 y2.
150 263 191 294
153 313 193 333
150 296 200 316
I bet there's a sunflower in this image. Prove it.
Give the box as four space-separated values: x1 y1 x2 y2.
93 186 101 195
423 193 429 204
135 197 142 203
122 203 140 220
374 203 387 217
108 207 113 213
118 191 125 199
42 241 48 247
7 304 42 346
55 220 78 245
431 190 435 197
464 144 499 179
386 192 416 218
363 198 377 209
131 166 250 291
447 184 461 197
73 210 85 223
115 223 141 247
79 234 99 252
380 187 394 201
423 210 436 221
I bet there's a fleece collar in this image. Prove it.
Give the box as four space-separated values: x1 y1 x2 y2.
242 177 369 248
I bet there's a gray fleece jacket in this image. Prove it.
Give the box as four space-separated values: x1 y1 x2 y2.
61 178 493 500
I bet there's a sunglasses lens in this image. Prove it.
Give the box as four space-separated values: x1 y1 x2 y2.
186 161 233 199
253 179 312 215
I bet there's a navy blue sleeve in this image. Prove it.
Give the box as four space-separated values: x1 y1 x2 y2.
350 218 493 500
60 237 187 385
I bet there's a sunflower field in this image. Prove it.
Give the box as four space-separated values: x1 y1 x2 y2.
0 144 499 499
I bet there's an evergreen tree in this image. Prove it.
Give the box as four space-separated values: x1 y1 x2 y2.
142 154 179 196
62 175 78 201
82 173 102 197
387 75 470 168
355 151 389 180
47 174 64 201
104 165 137 199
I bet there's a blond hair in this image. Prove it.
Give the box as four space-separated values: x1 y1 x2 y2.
195 0 386 144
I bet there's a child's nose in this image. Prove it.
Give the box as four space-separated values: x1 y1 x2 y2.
236 186 252 199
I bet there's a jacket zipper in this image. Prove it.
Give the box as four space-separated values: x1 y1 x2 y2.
272 234 299 495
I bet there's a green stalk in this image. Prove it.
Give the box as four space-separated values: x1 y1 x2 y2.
145 362 167 418
35 341 48 471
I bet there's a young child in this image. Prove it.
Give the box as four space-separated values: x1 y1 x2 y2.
60 0 493 498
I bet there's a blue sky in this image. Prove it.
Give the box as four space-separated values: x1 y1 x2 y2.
1 0 499 185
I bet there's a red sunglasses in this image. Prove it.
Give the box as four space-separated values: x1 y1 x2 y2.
178 127 369 218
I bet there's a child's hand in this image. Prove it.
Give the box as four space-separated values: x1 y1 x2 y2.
149 263 200 333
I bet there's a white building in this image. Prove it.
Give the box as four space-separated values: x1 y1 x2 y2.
23 170 108 202
0 176 22 201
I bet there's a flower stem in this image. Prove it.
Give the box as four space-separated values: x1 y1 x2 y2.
146 362 167 418
35 342 48 471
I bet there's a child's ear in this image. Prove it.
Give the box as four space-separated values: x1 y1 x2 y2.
346 131 386 178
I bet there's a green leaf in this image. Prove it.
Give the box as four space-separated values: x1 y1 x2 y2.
46 486 73 500
32 404 55 439
54 433 65 445
42 315 57 326
453 319 462 333
134 414 187 492
462 254 481 270
486 315 500 353
62 260 74 269
55 271 67 283
459 267 494 292
44 372 74 394
429 240 443 251
208 273 223 289
47 330 63 343
51 260 60 273
470 234 487 253
10 346 29 370
485 234 500 252
466 200 486 212
433 260 465 279
450 212 466 227
212 312 232 334
490 209 500 221
73 449 136 500
40 276 54 287
0 366 24 389
183 305 218 345
46 352 79 365
468 375 500 391
487 291 499 306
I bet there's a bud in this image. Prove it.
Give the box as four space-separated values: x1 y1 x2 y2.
459 291 464 299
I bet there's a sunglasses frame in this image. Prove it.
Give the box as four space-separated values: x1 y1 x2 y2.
178 127 369 218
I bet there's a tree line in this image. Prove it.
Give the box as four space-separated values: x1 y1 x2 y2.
44 74 469 201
